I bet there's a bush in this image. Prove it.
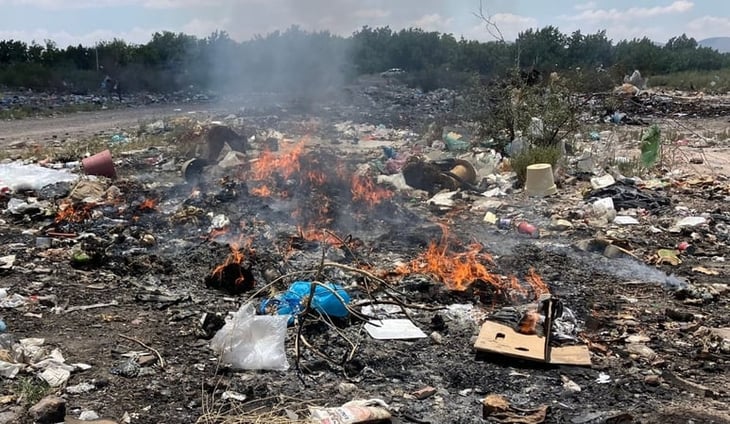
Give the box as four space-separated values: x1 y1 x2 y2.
509 145 563 185
464 68 583 155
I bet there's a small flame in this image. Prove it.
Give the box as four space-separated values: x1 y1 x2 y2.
211 239 252 287
399 224 499 291
251 185 272 197
251 141 305 181
526 268 550 298
351 175 393 207
55 200 94 223
139 198 157 211
517 310 540 334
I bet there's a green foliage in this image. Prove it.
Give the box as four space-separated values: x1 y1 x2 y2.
640 125 661 168
0 27 729 94
13 377 51 405
650 68 730 93
510 145 563 185
465 68 581 154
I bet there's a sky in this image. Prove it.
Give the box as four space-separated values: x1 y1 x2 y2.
0 0 728 48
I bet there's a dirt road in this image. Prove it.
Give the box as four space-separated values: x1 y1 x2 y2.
0 103 214 148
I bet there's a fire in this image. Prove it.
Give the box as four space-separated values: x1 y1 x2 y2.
396 225 552 298
398 224 500 291
211 239 251 284
251 185 272 197
55 200 94 223
138 198 157 211
517 310 541 334
525 268 550 298
351 175 393 207
296 226 344 246
250 141 305 181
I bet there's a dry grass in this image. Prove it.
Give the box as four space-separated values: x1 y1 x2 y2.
197 393 317 424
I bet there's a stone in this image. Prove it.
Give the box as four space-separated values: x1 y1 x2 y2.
549 219 573 231
337 382 357 395
0 407 23 424
29 395 66 424
644 375 661 386
430 331 443 345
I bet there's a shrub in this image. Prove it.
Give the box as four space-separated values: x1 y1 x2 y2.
510 145 563 185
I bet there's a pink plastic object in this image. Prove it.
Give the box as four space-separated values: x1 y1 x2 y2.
82 149 117 179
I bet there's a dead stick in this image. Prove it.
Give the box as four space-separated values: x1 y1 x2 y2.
118 334 166 369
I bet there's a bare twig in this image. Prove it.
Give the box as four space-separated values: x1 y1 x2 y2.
118 333 166 369
474 0 505 42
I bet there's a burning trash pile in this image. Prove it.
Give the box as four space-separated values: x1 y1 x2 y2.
0 87 729 423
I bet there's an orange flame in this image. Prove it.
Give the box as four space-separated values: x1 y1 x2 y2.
54 200 94 223
398 224 500 291
251 185 272 197
251 142 305 181
351 175 393 207
139 198 157 211
525 268 550 298
211 238 252 285
517 310 541 334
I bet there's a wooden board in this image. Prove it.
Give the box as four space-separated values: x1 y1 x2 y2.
474 321 592 366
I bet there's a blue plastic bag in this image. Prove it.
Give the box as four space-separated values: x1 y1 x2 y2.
259 281 351 325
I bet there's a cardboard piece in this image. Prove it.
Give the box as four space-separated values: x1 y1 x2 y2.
474 321 592 366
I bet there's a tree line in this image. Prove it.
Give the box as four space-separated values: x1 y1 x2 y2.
0 25 727 94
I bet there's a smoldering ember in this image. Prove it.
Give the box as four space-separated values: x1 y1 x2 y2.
1 64 730 424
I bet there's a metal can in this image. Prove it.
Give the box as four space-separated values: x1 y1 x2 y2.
497 218 512 229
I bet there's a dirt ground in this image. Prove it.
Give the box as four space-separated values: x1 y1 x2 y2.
0 104 212 149
0 88 729 424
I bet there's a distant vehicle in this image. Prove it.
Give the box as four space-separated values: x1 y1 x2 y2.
380 68 405 77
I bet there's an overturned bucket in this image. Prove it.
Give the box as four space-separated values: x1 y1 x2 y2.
82 149 116 179
449 159 477 185
525 163 556 197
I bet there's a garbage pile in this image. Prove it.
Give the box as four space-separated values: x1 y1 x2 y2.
0 81 728 423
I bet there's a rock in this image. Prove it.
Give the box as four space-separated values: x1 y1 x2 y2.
79 410 101 420
627 343 657 360
29 395 66 424
0 407 23 424
644 375 661 386
337 382 357 395
561 375 581 393
411 386 437 400
549 219 573 231
430 331 443 345
66 382 96 394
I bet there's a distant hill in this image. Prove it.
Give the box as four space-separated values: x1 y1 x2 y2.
699 37 730 53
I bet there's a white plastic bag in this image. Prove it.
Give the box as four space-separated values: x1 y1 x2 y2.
0 162 78 192
210 303 289 370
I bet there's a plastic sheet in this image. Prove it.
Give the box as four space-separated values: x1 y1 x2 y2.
210 303 289 370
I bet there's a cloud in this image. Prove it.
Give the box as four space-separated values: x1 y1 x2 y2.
686 16 730 40
574 1 596 11
0 0 225 9
353 9 391 19
413 14 454 32
462 13 538 41
0 27 157 47
562 0 694 22
181 17 230 37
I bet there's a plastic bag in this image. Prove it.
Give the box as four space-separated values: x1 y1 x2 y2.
209 303 289 370
259 281 351 325
0 162 78 192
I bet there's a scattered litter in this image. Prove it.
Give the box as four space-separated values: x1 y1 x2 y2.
210 303 289 370
364 319 427 340
260 281 351 325
0 162 78 192
482 394 548 423
310 398 391 424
